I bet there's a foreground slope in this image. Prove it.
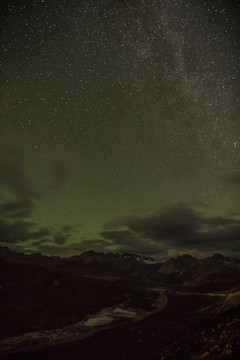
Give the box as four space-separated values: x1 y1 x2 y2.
0 258 133 339
0 248 240 359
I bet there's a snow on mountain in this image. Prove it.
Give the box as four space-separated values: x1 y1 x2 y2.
121 252 163 264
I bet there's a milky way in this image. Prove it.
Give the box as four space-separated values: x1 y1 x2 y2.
0 0 239 258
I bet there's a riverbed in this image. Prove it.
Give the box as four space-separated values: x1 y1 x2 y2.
0 287 167 354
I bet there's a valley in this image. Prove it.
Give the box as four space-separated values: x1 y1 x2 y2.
0 247 239 359
0 286 167 354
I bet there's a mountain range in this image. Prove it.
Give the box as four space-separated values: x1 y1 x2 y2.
1 246 239 288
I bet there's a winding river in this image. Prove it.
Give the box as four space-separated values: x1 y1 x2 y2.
0 287 167 354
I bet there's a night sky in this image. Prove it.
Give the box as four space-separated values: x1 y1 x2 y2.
1 0 239 259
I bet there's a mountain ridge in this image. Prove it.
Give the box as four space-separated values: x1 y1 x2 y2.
1 246 239 287
1 245 239 264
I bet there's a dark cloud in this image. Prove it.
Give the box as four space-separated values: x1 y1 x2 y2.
32 228 51 239
54 234 68 245
100 230 138 244
0 218 51 244
0 198 34 219
128 205 201 240
104 205 201 239
70 238 114 253
32 238 51 247
100 230 142 252
221 171 240 185
0 137 35 197
52 224 74 245
100 230 165 255
30 243 67 256
61 225 74 233
102 204 240 254
103 215 137 230
0 136 74 249
0 136 72 201
30 239 113 257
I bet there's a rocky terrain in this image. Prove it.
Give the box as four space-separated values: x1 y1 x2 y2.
2 293 240 360
0 247 239 359
1 246 239 283
0 255 136 338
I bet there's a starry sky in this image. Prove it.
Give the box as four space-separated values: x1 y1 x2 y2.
0 0 239 259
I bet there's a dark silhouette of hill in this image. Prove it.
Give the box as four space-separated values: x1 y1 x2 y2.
0 246 240 359
1 246 239 288
0 256 133 339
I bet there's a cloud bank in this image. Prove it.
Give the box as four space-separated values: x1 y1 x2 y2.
100 204 240 257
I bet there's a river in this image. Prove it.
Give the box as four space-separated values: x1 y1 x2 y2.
0 287 167 354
